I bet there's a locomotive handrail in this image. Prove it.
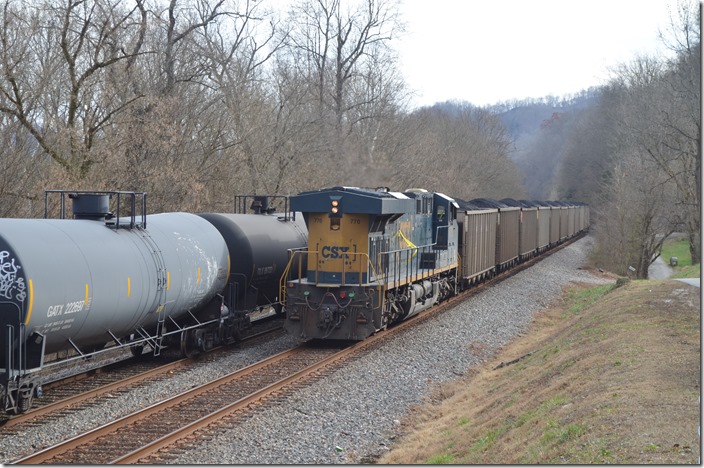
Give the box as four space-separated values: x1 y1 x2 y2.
282 242 442 294
377 241 440 290
279 247 307 306
281 250 378 287
279 249 385 307
281 248 387 325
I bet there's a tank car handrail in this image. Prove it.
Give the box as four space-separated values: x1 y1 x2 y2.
32 315 223 377
44 190 147 229
233 194 294 219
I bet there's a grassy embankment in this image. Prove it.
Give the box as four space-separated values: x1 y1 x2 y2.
376 276 700 464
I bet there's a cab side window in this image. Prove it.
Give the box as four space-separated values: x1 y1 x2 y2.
437 205 445 223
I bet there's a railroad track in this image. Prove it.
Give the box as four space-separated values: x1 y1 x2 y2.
12 344 346 464
1 318 285 432
9 236 582 464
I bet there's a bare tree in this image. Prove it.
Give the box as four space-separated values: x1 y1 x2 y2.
385 103 523 199
589 3 700 275
610 44 700 264
0 116 49 217
285 0 403 168
592 149 677 278
108 0 247 212
650 0 701 263
0 0 147 181
197 0 299 194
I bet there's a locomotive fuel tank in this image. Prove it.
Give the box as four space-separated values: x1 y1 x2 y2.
0 211 229 363
198 213 308 313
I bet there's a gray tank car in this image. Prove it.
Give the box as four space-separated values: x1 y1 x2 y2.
0 191 308 414
0 192 229 413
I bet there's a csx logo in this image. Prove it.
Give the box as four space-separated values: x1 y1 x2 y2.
321 245 350 259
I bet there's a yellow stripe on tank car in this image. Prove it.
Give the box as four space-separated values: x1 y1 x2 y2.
167 271 171 290
227 255 231 280
24 279 34 325
127 277 131 297
197 267 201 285
85 283 89 306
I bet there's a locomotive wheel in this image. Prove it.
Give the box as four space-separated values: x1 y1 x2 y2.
180 329 201 358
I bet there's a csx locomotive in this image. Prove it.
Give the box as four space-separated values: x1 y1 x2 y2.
0 190 307 414
281 186 589 341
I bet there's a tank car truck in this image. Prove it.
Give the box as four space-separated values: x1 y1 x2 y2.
281 187 459 341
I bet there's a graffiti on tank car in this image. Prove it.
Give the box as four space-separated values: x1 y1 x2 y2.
321 245 352 259
0 250 26 302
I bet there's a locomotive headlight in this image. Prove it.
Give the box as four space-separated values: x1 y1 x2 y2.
330 197 342 217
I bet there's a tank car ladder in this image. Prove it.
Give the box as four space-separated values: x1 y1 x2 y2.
138 230 168 356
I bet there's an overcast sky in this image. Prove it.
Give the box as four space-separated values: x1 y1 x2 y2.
395 0 677 108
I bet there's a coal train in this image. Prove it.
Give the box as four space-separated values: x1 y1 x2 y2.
0 186 587 415
281 186 589 341
0 190 307 414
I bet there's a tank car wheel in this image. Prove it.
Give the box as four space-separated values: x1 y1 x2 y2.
180 329 202 358
130 344 145 357
18 394 33 413
12 385 35 414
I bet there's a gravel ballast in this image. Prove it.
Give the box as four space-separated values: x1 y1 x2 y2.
0 235 611 464
174 235 611 464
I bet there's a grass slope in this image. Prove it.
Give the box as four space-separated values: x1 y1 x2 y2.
377 279 700 464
